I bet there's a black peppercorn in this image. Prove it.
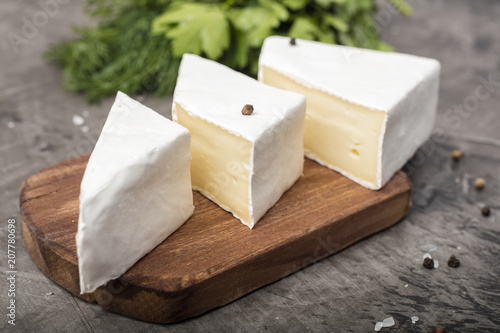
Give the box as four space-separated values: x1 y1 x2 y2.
432 326 447 333
451 150 463 161
481 206 491 217
447 255 460 268
423 257 434 269
241 104 254 115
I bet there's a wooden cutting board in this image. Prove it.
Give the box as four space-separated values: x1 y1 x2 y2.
20 155 411 323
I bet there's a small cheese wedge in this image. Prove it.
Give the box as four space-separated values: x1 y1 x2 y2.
172 54 306 229
259 36 440 189
76 91 194 294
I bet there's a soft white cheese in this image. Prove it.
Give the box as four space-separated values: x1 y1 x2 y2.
172 54 306 228
259 36 440 189
76 91 194 294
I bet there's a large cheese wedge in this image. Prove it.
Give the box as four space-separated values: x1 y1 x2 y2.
76 91 194 294
172 54 306 229
259 36 440 190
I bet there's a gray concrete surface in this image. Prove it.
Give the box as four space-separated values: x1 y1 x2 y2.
1 0 499 332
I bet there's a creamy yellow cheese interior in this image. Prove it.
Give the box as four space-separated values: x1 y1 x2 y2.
261 66 386 186
176 103 253 224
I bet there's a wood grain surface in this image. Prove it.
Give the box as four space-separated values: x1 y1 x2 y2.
20 155 411 323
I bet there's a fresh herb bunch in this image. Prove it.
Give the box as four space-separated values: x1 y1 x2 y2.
45 0 411 103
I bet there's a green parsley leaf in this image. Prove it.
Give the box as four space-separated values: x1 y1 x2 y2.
387 0 413 16
323 14 349 32
229 4 287 47
282 0 309 11
152 3 230 59
315 0 347 8
289 16 336 43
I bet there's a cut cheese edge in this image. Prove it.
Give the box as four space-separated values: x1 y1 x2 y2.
262 66 386 187
259 36 440 189
76 92 194 293
173 54 306 228
176 103 253 224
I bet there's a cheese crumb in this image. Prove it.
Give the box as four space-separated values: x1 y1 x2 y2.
72 115 85 126
382 317 395 327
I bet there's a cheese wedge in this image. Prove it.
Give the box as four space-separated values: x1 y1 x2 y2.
76 91 194 294
259 36 440 189
172 54 306 229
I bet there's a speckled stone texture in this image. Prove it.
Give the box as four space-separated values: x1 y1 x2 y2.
1 0 499 332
